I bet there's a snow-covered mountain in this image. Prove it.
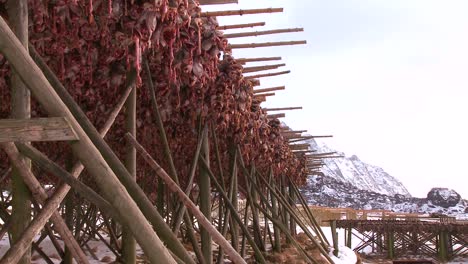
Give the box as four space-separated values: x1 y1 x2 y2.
307 139 410 196
301 139 468 218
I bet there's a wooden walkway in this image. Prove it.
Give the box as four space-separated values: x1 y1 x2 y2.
333 217 468 262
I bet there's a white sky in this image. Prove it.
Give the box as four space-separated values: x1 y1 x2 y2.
204 0 468 198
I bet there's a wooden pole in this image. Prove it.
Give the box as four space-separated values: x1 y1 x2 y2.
0 17 177 264
264 106 302 111
6 1 31 263
121 83 137 262
242 63 285 73
253 86 285 94
236 56 281 63
218 22 265 30
199 130 213 264
28 45 193 263
200 8 283 17
267 113 285 119
0 143 90 264
230 40 306 49
126 134 247 264
199 0 237 5
245 70 290 79
224 28 304 38
253 92 275 98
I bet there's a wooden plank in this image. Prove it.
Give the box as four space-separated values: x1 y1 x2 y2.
253 86 285 94
224 28 304 38
236 56 281 63
245 70 290 79
201 8 283 17
230 40 306 49
199 0 237 5
218 22 265 30
0 117 78 142
264 106 302 111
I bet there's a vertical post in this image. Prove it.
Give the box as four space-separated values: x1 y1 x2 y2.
438 231 448 262
199 130 212 263
281 175 290 244
271 174 281 252
6 1 31 263
387 231 394 259
121 84 136 263
346 227 352 248
64 155 75 264
331 220 339 256
288 180 296 238
229 145 239 251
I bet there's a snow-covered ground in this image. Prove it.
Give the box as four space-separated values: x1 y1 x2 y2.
0 232 143 263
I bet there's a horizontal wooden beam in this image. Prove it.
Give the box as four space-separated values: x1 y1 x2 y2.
236 56 281 63
230 40 306 49
0 117 78 142
253 86 285 94
281 130 307 134
267 113 285 119
224 28 304 38
242 63 285 73
253 92 275 98
199 0 237 5
201 8 283 17
264 107 302 111
244 70 290 79
218 22 266 30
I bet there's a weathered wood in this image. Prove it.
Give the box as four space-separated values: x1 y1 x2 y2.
230 40 306 49
253 92 275 98
236 56 281 63
224 28 303 38
264 106 302 111
267 113 285 119
253 86 285 94
122 76 137 263
0 17 177 264
245 70 290 79
242 63 285 73
199 130 212 264
126 134 247 264
218 22 265 30
29 43 193 264
6 2 31 263
201 8 283 17
0 143 89 264
0 117 78 142
199 0 237 4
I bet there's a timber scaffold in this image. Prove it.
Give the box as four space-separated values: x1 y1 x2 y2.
334 216 468 262
0 0 337 263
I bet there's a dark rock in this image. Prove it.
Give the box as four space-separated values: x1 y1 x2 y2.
427 188 461 208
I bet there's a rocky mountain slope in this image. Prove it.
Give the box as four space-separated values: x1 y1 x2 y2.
307 139 410 196
301 139 468 218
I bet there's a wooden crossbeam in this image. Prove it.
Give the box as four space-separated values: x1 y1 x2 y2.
199 0 238 5
253 86 285 94
267 113 285 119
201 8 283 17
244 70 290 79
230 40 307 49
264 107 302 111
224 28 304 38
218 22 266 30
236 56 281 63
242 63 285 73
253 92 275 98
281 130 307 134
0 117 78 142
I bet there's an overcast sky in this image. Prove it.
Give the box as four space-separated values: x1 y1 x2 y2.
204 1 468 198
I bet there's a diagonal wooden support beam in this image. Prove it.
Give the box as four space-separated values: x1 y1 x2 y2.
245 70 290 79
224 28 304 38
0 143 89 264
201 8 283 17
230 40 306 49
199 0 237 4
126 133 248 264
0 17 176 264
253 86 285 94
0 117 78 142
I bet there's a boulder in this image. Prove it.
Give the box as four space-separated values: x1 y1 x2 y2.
427 188 461 208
